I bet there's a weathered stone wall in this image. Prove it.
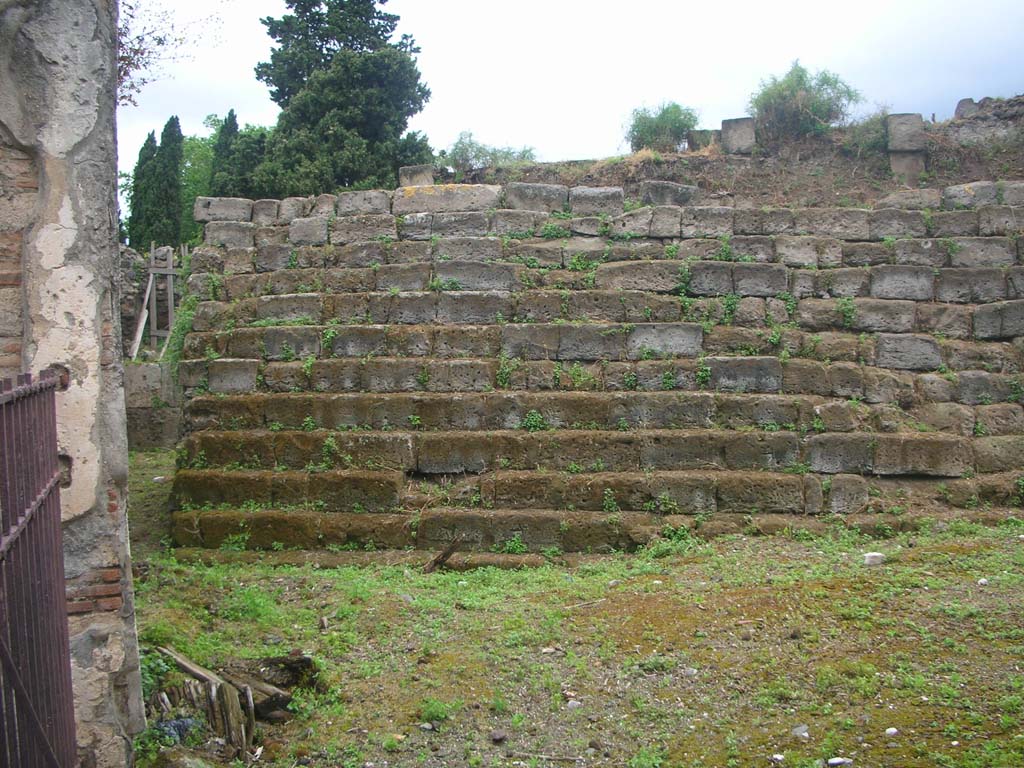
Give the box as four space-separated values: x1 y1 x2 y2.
169 177 1024 552
126 361 183 449
0 2 144 766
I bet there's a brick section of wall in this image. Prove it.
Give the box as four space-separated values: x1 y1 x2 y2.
66 566 125 615
0 142 35 376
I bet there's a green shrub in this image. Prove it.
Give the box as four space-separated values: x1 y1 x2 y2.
626 102 699 153
440 131 535 174
748 61 861 144
842 108 890 158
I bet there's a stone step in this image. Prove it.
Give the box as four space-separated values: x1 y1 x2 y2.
180 349 1023 406
182 320 1021 373
201 257 1024 309
170 506 665 553
179 427 808 474
191 285 1024 339
194 224 1023 275
180 399 1023 472
182 389 1021 442
183 390 823 432
172 468 404 512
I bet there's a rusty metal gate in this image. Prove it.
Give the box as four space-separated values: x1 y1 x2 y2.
0 372 77 767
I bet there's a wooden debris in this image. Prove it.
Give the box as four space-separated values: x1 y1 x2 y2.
423 534 466 573
158 646 254 757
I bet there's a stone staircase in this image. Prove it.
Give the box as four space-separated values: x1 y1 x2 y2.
172 179 1024 553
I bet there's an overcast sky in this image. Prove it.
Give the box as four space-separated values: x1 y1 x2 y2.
117 0 1024 180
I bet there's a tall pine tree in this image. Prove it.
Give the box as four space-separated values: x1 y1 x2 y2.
149 116 184 247
127 131 157 249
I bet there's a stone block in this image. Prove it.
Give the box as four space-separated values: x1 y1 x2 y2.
875 189 941 210
288 217 329 246
928 211 979 237
733 208 794 236
870 265 934 300
775 236 842 268
256 293 322 323
894 239 946 267
124 362 165 408
557 325 624 361
207 359 259 394
732 263 787 296
392 184 501 214
851 299 917 331
639 180 698 207
399 165 434 187
976 403 1024 436
889 152 926 184
689 262 733 296
1001 181 1024 206
433 237 503 261
610 208 653 238
842 242 890 267
817 268 869 298
625 324 702 359
503 182 569 212
398 212 432 240
436 292 510 325
194 196 253 223
263 327 320 360
974 300 1024 339
731 236 775 263
793 208 870 240
828 474 868 514
254 226 287 248
330 214 397 244
435 261 518 292
949 237 1015 268
431 211 489 238
875 334 941 370
806 433 875 474
595 261 684 293
251 199 280 226
957 371 1008 405
943 181 1000 210
374 263 431 292
277 196 313 224
915 303 973 339
680 207 733 237
204 221 254 248
974 436 1024 473
873 434 970 476
869 209 927 239
489 209 544 236
936 268 1006 304
570 217 603 236
978 206 1024 236
717 475 804 514
311 194 336 216
336 190 391 215
721 117 755 154
649 206 681 238
886 113 926 152
569 186 624 216
708 356 782 392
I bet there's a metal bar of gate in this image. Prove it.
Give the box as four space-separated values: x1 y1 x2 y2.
0 372 77 767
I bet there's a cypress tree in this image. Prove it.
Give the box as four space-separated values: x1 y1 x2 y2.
127 131 157 249
210 109 239 196
149 116 184 247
